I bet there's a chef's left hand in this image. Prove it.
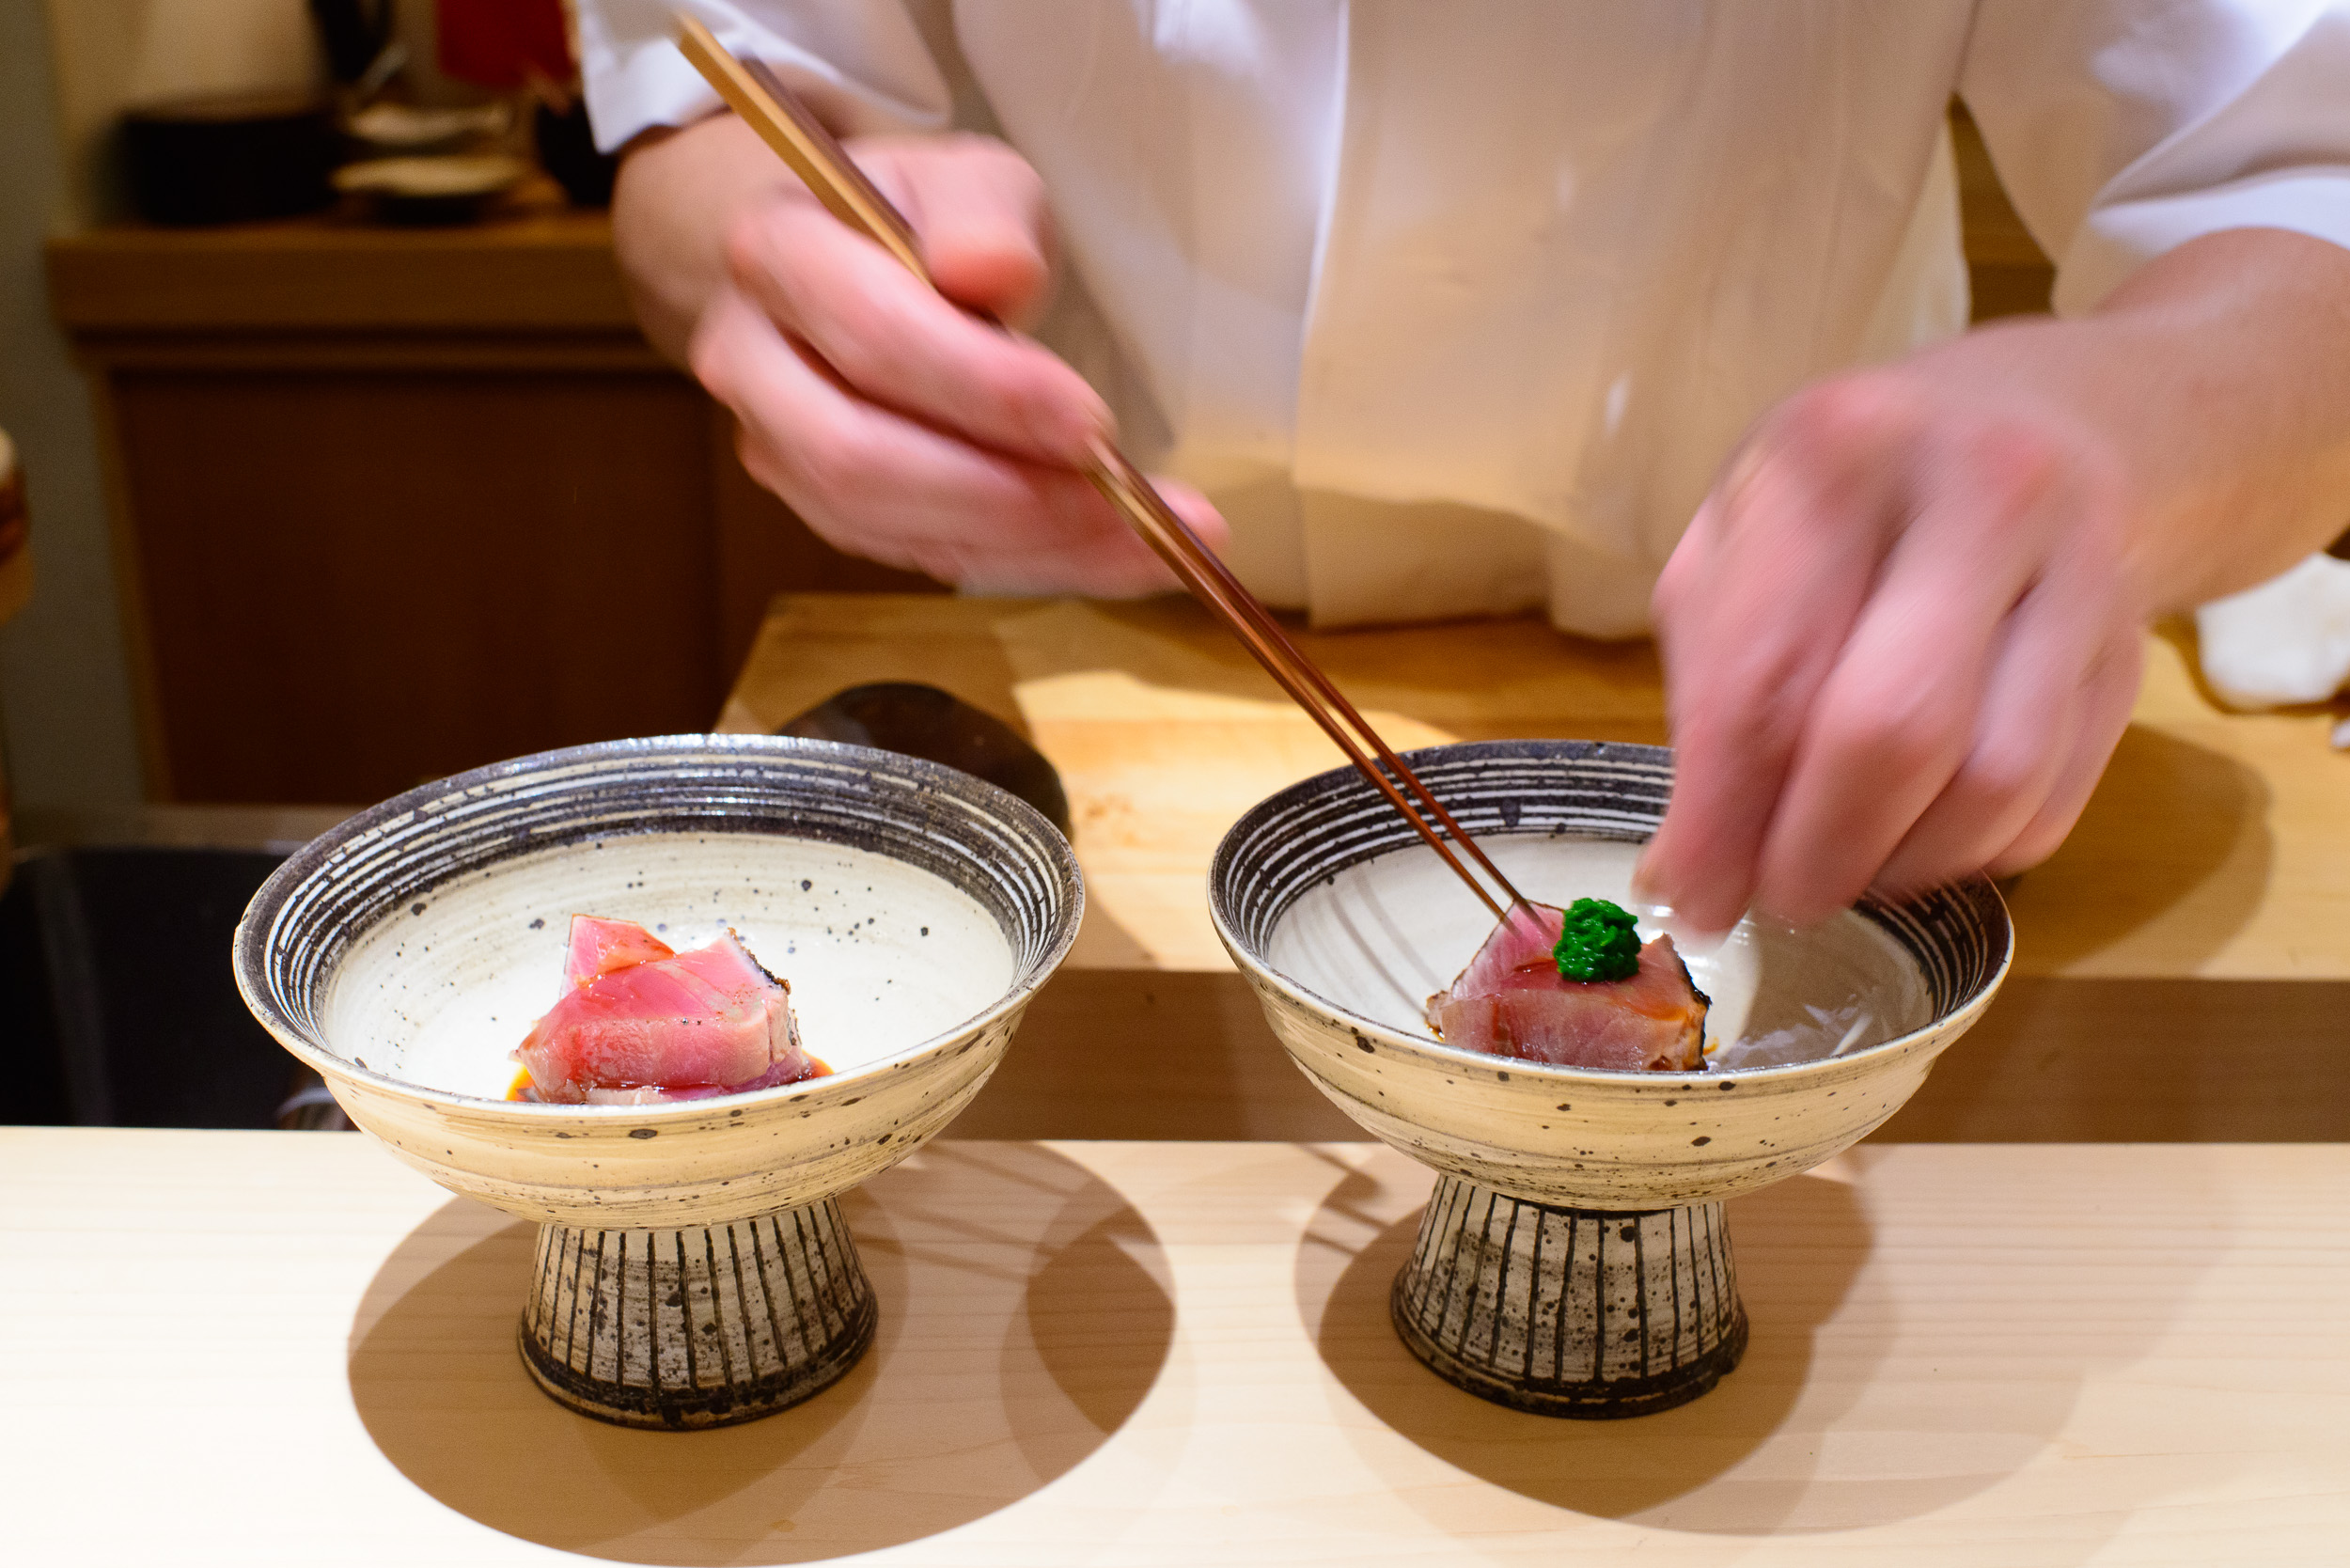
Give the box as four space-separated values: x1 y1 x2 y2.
1639 356 2149 932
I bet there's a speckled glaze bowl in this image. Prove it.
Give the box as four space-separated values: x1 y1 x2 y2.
1212 740 2009 1418
236 734 1081 1428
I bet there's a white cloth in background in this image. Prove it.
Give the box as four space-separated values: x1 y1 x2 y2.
578 1 2350 634
2195 552 2350 710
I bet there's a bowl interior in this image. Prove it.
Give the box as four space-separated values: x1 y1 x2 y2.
240 735 1080 1107
329 831 1014 1099
1265 834 1935 1069
1216 740 2005 1074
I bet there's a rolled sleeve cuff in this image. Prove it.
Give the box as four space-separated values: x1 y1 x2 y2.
580 2 950 154
2055 169 2350 314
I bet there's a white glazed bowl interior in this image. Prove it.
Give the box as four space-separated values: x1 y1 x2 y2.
328 830 1015 1100
1212 741 2010 1210
236 735 1082 1228
1263 833 1936 1066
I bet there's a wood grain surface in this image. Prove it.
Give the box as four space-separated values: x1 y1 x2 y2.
977 970 2350 1144
5 1129 2342 1565
720 595 2350 980
113 367 727 803
46 211 640 334
48 218 943 807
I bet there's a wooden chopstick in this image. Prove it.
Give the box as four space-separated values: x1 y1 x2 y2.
674 14 1528 920
1082 444 1529 918
676 20 927 280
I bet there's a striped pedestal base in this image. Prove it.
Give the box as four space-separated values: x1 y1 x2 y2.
518 1197 876 1430
1392 1175 1747 1418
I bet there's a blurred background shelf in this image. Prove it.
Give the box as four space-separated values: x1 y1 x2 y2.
46 206 638 334
44 209 942 808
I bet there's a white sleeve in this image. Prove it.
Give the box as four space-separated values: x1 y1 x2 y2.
1959 1 2350 314
575 0 951 152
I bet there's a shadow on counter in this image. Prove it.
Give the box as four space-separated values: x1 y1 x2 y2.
2003 724 2271 976
346 1142 1174 1565
1294 1149 2211 1555
1298 1164 1885 1529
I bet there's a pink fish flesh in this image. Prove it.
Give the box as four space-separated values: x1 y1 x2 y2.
575 1058 815 1106
1426 902 1710 1072
566 915 678 982
513 917 821 1104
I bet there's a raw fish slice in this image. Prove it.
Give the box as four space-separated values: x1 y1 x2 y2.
579 1084 678 1106
514 926 816 1104
1427 902 1710 1073
564 916 675 986
1440 903 1563 998
582 1058 822 1105
666 931 788 996
520 960 767 1092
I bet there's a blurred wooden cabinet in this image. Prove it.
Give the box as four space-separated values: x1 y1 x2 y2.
47 211 937 806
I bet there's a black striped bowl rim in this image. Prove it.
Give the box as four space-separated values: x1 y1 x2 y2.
1211 739 2011 1077
233 732 1084 1114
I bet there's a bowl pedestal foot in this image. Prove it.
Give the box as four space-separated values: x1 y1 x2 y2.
1391 1174 1747 1418
517 1196 878 1430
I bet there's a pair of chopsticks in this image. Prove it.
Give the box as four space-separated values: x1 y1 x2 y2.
676 17 1528 921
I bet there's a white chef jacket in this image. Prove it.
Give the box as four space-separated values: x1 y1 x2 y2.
579 1 2350 634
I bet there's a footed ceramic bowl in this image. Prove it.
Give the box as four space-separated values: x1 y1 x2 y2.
1212 740 2009 1417
236 734 1080 1428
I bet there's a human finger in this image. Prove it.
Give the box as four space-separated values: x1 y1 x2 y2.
1869 512 2128 895
929 478 1229 596
1863 593 2082 897
1984 626 2142 876
697 290 1139 561
860 133 1059 326
1639 385 1914 931
727 196 1109 468
704 295 1224 594
1747 420 2074 924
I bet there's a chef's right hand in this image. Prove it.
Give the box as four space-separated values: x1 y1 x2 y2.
682 127 1224 594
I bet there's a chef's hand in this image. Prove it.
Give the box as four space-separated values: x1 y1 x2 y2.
616 114 1224 593
1638 368 2145 932
1637 229 2350 933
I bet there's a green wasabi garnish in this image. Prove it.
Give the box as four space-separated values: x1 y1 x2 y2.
1553 898 1641 982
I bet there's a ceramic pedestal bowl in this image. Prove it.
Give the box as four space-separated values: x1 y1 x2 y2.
1212 740 2010 1418
235 735 1080 1429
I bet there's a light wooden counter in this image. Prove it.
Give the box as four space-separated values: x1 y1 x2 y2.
4 1128 2342 1564
719 594 2348 979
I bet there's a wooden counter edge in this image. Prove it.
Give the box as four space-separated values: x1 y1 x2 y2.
45 212 644 334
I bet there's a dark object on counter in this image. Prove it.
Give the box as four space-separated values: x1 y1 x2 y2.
308 0 395 84
776 682 1072 837
334 153 526 226
0 847 294 1126
0 433 25 901
122 92 338 226
536 98 618 208
277 1065 354 1130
